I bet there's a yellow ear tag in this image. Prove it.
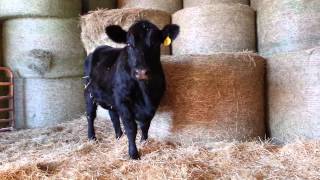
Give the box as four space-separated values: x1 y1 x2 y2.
163 36 172 46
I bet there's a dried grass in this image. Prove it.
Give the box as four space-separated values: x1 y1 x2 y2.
267 47 320 143
2 18 85 78
172 3 256 55
118 0 182 14
0 0 81 19
183 0 249 8
1 117 320 179
257 0 320 55
80 9 171 54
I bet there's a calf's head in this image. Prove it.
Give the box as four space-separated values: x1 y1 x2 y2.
106 20 179 80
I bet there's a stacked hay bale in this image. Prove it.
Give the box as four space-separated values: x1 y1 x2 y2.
149 54 265 143
257 0 320 143
172 3 256 55
0 0 85 128
257 0 320 56
81 9 171 54
184 0 249 8
81 2 266 143
153 1 264 142
117 0 182 14
82 0 116 13
250 0 258 11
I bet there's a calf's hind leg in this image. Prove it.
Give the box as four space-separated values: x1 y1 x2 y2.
140 120 151 142
108 110 123 139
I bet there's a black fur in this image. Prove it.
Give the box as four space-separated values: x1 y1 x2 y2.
84 20 179 159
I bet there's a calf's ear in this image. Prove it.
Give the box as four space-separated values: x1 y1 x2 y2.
105 25 127 43
161 24 180 42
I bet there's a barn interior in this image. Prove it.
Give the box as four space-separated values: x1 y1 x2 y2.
0 0 319 179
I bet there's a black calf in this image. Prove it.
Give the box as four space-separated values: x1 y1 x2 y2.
84 20 179 159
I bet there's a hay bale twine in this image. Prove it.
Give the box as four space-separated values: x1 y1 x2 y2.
172 4 256 55
257 0 320 56
82 0 116 12
117 0 182 14
80 9 171 54
268 47 320 143
14 77 85 129
148 53 266 144
183 0 249 8
0 0 81 19
2 18 85 78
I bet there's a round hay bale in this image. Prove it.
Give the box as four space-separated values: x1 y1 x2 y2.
268 47 320 143
148 53 266 143
0 0 81 19
82 0 116 13
250 0 258 11
2 18 85 78
117 0 182 14
14 77 85 129
183 0 249 8
80 9 171 55
257 0 320 56
172 4 256 55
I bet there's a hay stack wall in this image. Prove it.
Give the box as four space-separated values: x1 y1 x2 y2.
81 9 171 55
118 0 182 14
82 0 116 13
183 0 249 8
14 78 84 129
0 0 81 19
2 18 85 78
268 47 320 143
257 0 320 55
149 54 266 143
172 4 256 55
0 0 85 129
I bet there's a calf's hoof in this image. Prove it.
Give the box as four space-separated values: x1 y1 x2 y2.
88 135 97 141
116 131 123 140
130 152 140 160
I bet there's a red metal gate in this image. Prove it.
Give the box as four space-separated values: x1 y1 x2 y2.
0 67 14 132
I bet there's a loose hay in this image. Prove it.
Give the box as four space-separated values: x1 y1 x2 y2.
257 0 320 55
118 0 182 14
0 117 320 179
0 0 81 19
2 18 85 78
82 0 116 12
172 4 256 55
14 77 85 129
267 47 320 144
183 0 249 8
81 9 171 54
147 53 266 143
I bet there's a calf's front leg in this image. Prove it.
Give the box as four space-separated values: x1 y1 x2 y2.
117 105 139 159
108 110 123 139
85 92 97 140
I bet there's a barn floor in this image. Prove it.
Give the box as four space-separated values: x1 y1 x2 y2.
0 117 319 180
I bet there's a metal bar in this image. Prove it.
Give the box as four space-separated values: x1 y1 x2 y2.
0 108 13 112
0 96 13 100
0 82 12 86
0 119 12 123
0 67 15 132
